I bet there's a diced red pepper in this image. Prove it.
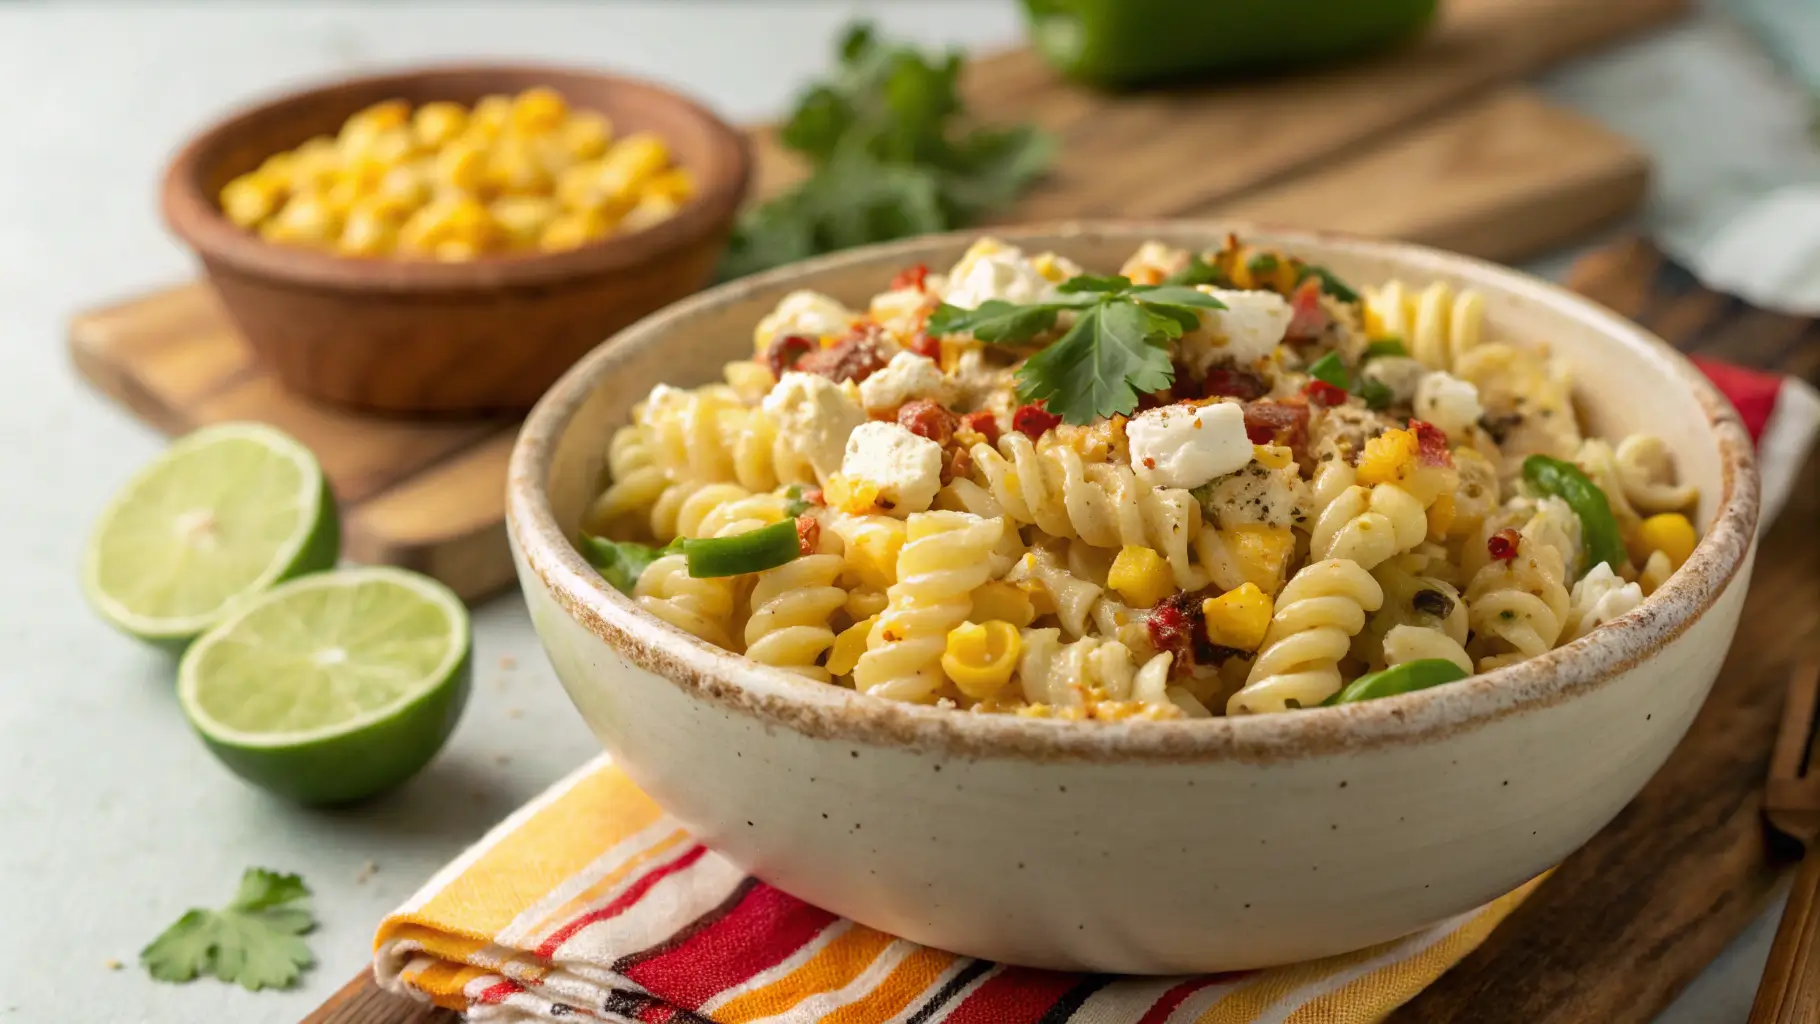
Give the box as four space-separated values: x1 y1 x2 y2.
1301 379 1349 407
1409 419 1454 468
889 263 931 293
1286 276 1328 340
961 410 1001 446
795 515 821 556
801 488 825 507
907 330 942 360
1012 402 1061 441
1202 367 1270 401
897 399 958 445
1146 591 1205 660
1488 528 1522 564
763 334 815 379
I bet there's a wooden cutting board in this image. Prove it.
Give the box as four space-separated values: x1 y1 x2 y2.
300 240 1820 1024
67 0 1682 602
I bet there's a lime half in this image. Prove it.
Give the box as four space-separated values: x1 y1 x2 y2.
177 566 472 805
83 422 339 649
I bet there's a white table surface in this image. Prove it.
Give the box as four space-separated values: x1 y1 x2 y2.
0 2 1792 1021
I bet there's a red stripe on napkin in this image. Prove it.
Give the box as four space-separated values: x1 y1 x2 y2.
944 966 1082 1024
622 882 841 1010
1693 357 1781 444
536 844 712 958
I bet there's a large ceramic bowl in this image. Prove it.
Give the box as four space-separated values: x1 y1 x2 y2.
506 223 1759 973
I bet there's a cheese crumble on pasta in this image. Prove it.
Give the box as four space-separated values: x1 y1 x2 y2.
581 236 1701 718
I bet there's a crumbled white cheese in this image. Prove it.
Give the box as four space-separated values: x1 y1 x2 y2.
1565 562 1643 641
1182 287 1293 372
1127 402 1252 490
859 352 952 413
1414 371 1484 438
1200 460 1311 530
841 421 944 515
762 372 865 481
942 239 1061 310
754 290 855 350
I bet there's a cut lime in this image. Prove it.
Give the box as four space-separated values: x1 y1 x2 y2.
177 566 472 805
82 422 339 649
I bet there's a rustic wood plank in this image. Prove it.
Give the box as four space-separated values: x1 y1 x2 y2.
342 430 515 601
1391 244 1820 1023
1219 91 1646 262
300 970 456 1024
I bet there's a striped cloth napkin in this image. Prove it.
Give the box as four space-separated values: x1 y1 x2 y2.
374 760 1548 1023
373 364 1818 1024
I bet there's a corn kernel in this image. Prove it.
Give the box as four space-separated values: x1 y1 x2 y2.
398 194 491 253
260 193 340 246
433 239 482 262
220 173 283 228
968 581 1036 628
561 112 613 160
286 135 341 194
321 174 364 217
469 94 514 138
337 199 401 256
511 86 568 133
643 167 696 204
1108 545 1173 608
539 212 595 251
1226 524 1294 594
1356 428 1419 487
1015 576 1057 618
1638 513 1696 569
1426 492 1456 540
348 99 409 133
486 137 553 196
1203 583 1273 652
596 133 671 197
433 139 488 194
826 474 884 517
375 163 432 209
410 100 468 148
1252 444 1294 471
490 195 560 249
941 620 1022 699
826 616 876 678
620 193 681 233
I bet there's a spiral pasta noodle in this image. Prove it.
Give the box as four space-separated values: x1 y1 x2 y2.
1232 559 1385 714
586 423 668 537
852 511 1004 704
745 553 847 681
634 554 736 650
1018 628 1175 713
1364 280 1485 371
1465 509 1572 671
971 433 1205 589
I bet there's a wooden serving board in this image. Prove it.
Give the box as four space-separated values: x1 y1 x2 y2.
299 242 1820 1024
67 0 1682 602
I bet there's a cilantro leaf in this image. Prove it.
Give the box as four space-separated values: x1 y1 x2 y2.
1057 274 1133 294
1130 285 1229 309
1359 376 1395 410
719 22 1052 281
579 536 672 595
141 868 315 992
1016 301 1174 423
1302 264 1360 303
1162 254 1229 288
1307 351 1350 389
925 300 1063 343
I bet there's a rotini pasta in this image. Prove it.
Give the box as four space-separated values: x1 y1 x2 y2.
579 235 1702 718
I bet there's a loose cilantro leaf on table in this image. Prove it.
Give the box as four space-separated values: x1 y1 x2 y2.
924 278 1226 424
141 868 315 992
719 23 1054 281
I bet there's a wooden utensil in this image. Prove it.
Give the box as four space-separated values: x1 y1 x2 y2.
1750 658 1820 1023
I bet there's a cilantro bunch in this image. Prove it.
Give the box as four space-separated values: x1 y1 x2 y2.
719 24 1053 281
925 275 1226 424
141 868 316 992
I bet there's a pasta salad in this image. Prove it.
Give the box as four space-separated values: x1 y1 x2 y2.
580 236 1701 719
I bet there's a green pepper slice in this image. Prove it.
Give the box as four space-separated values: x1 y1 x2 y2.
1521 455 1626 577
681 519 802 578
1323 659 1469 706
1363 338 1407 360
1306 351 1349 389
579 535 671 595
1020 0 1441 89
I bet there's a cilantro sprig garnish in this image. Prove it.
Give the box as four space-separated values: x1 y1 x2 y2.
925 275 1226 424
141 868 315 992
719 24 1053 281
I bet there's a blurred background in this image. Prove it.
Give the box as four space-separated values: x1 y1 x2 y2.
5 2 1820 1022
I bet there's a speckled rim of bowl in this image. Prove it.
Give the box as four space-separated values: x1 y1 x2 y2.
161 62 750 292
507 220 1761 765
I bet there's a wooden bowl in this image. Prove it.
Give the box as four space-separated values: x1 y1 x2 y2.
160 65 750 415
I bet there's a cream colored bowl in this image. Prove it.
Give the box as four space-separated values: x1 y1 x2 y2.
506 223 1758 973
